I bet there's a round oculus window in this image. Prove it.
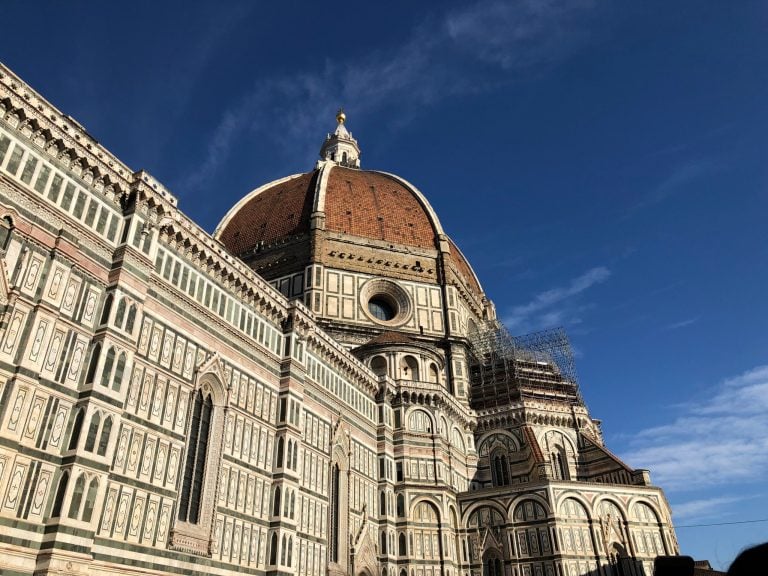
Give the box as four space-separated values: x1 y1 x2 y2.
368 297 396 321
360 279 412 326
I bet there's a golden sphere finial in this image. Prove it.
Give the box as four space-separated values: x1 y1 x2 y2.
336 108 346 124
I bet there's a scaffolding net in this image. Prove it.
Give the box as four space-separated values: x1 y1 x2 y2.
468 322 582 410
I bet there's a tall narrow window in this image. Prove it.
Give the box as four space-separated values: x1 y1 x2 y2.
287 440 293 468
85 344 101 384
68 474 86 519
114 298 126 328
270 533 278 565
330 463 340 562
287 537 293 566
100 347 115 386
50 472 69 517
273 486 282 516
112 352 126 392
99 294 113 325
97 416 112 456
276 438 284 468
82 478 99 522
125 305 137 333
0 216 13 250
84 412 101 452
178 389 212 524
68 409 84 450
492 453 509 486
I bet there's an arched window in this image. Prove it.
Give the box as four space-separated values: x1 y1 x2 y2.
401 356 419 381
380 491 386 515
99 294 113 325
114 298 126 328
408 409 432 433
276 437 284 468
84 344 101 384
81 478 99 522
281 534 287 565
270 532 278 565
84 412 101 452
125 305 137 333
397 494 405 517
97 416 112 456
483 555 502 576
491 452 509 487
399 532 406 555
178 389 212 524
0 215 13 250
273 486 282 516
292 443 298 469
100 347 115 387
50 471 69 518
290 491 296 518
67 474 86 519
551 449 569 480
112 352 126 391
287 440 293 469
429 363 439 383
371 356 387 376
284 488 291 516
330 463 340 562
68 409 84 450
381 530 387 554
287 536 293 566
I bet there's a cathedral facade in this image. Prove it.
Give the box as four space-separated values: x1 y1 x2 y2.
0 63 677 576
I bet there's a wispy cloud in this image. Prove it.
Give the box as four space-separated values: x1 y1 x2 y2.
623 160 716 216
180 0 606 193
622 365 768 491
503 266 611 332
446 0 598 70
662 315 700 331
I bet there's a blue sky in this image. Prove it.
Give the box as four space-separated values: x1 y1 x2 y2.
3 0 767 569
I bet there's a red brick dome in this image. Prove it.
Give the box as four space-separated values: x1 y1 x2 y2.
215 165 442 255
214 110 486 301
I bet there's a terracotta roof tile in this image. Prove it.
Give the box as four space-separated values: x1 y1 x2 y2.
218 171 317 255
325 167 437 249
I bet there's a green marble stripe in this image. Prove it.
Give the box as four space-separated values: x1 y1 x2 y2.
106 471 179 500
221 452 272 478
120 410 185 443
212 505 274 528
91 537 269 576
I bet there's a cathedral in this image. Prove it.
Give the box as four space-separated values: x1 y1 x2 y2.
0 62 678 576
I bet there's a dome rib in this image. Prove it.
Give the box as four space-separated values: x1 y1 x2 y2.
322 166 439 249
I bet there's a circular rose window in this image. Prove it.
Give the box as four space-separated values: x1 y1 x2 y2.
360 279 412 326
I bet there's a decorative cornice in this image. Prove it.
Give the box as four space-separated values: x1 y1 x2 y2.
0 62 134 200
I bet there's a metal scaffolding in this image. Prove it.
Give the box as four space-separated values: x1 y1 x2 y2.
468 322 582 410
